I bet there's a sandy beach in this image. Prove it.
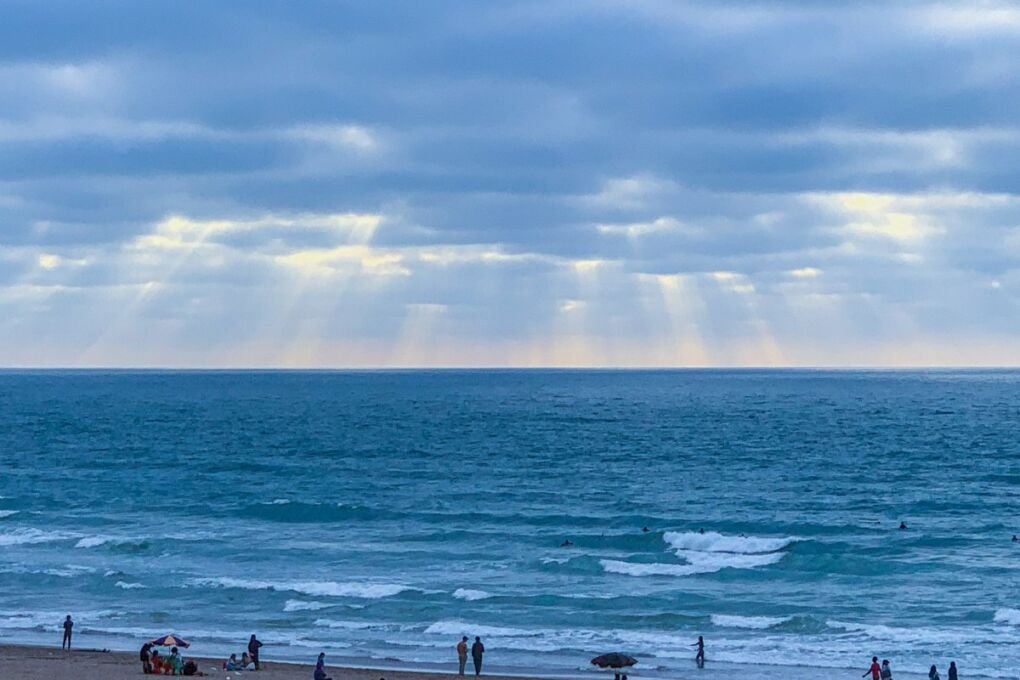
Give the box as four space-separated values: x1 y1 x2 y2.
0 645 560 680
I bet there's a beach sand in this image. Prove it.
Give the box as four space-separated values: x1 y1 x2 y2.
0 645 554 680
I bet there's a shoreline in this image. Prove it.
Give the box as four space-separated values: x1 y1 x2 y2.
0 644 571 680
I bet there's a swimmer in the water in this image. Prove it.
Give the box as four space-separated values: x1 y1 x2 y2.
1013 535 1018 542
642 526 649 533
899 521 908 530
560 539 573 547
699 528 705 534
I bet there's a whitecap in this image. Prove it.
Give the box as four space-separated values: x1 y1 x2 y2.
0 528 73 546
284 600 330 612
115 581 146 590
313 618 379 630
663 531 796 554
190 577 413 599
994 608 1020 626
453 588 492 601
75 536 111 549
0 510 19 518
711 614 791 629
424 620 543 638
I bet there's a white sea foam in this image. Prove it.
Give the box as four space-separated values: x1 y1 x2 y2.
711 614 792 629
424 620 543 638
453 588 492 601
313 618 379 630
191 577 413 599
0 510 19 518
663 531 796 554
600 559 702 576
0 528 72 546
601 549 783 577
284 599 330 612
75 536 111 549
115 581 146 590
994 608 1020 626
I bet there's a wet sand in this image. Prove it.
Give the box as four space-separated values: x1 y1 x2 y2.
0 645 554 680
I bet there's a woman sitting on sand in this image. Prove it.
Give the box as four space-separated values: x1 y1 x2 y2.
225 653 240 670
314 652 333 680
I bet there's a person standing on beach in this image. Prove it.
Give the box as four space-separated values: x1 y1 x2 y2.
140 642 153 674
929 665 941 680
249 633 264 670
61 615 73 650
693 636 705 668
864 657 881 680
471 636 485 676
881 659 893 680
948 662 958 680
457 636 469 675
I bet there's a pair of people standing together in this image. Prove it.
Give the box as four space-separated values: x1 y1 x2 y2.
456 636 485 676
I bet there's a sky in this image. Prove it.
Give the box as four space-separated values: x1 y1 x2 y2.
2 0 1020 367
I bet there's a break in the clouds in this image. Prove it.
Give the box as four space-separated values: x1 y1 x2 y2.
2 0 1020 367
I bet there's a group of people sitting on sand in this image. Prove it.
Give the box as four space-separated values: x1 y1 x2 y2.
139 643 203 676
223 634 264 671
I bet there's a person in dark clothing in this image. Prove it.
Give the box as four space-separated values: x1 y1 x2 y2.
880 659 892 680
693 636 705 668
249 634 264 670
471 637 485 676
140 642 153 674
864 657 881 680
314 652 333 680
929 665 940 680
899 522 908 530
61 615 73 650
948 662 958 680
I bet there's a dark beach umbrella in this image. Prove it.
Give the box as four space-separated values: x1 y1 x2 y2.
149 634 190 648
591 653 637 669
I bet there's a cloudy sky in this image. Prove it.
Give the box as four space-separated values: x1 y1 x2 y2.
2 1 1020 367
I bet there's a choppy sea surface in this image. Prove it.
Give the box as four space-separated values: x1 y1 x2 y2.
1 370 1019 678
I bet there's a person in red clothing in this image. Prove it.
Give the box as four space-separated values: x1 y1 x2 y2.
863 657 881 680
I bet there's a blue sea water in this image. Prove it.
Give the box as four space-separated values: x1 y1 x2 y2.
1 370 1019 678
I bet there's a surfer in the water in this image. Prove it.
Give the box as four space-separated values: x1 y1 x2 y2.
560 539 573 547
899 521 908 530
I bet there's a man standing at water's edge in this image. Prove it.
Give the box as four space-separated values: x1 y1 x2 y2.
457 636 468 675
61 615 73 650
472 636 485 676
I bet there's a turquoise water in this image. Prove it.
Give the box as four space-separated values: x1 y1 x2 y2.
1 370 1019 678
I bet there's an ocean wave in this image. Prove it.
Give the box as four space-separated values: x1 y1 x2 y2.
190 577 414 599
663 531 796 554
284 600 331 612
75 536 112 549
0 528 73 546
0 510 19 518
115 581 146 590
601 548 784 577
74 535 153 552
826 620 1015 645
424 620 544 638
239 501 396 523
453 588 492 601
711 614 792 629
313 618 382 630
994 608 1020 626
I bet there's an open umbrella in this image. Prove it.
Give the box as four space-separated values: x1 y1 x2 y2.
591 653 637 669
149 634 190 648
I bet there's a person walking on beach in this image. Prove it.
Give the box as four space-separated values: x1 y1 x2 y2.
863 657 881 680
881 659 893 680
948 662 958 680
249 633 264 670
61 615 73 650
929 665 941 680
693 635 705 668
471 636 485 676
457 635 469 675
314 652 333 680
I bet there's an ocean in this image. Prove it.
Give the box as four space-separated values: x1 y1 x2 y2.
1 370 1019 679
